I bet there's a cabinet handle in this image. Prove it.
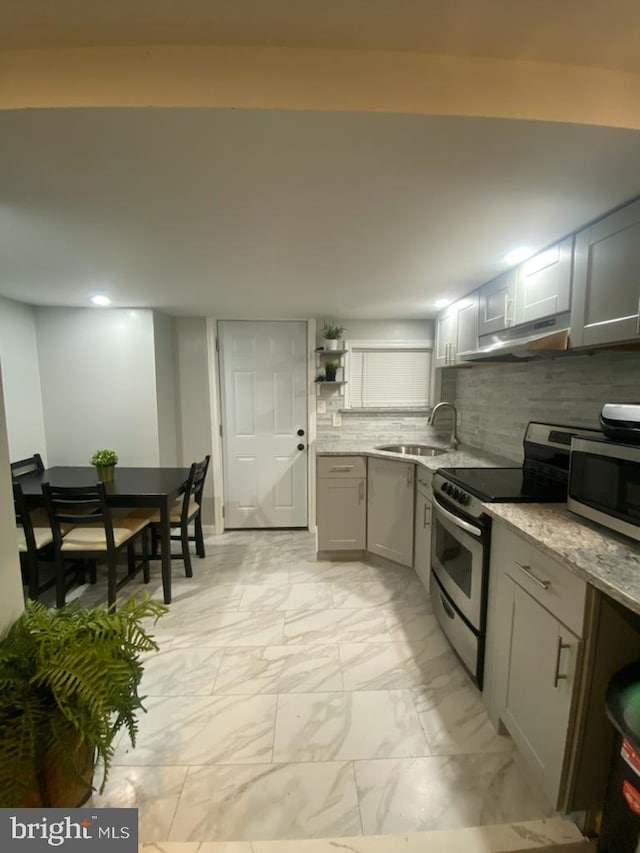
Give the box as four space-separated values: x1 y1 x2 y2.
444 343 449 364
329 465 354 472
450 343 456 363
358 480 364 504
423 502 430 528
514 561 550 590
553 637 572 688
636 296 640 335
407 465 413 486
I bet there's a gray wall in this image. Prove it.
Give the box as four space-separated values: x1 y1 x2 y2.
443 349 640 462
0 366 27 630
36 307 161 466
0 295 47 462
174 317 214 523
153 311 179 466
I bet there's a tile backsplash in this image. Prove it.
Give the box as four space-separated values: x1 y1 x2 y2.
441 349 640 463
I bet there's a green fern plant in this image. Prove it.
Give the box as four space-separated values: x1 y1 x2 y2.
0 594 166 807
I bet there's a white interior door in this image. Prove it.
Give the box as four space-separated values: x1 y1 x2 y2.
219 320 308 528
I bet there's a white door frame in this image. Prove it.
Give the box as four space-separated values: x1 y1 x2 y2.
205 317 317 534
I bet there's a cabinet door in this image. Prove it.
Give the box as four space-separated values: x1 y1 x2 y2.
515 237 572 325
570 199 640 347
434 308 457 367
477 269 517 336
367 457 414 566
317 477 366 550
413 487 432 592
502 577 580 806
455 292 479 357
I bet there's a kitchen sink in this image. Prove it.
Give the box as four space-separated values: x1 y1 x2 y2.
376 444 448 457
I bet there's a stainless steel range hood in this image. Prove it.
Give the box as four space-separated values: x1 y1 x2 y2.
460 312 570 363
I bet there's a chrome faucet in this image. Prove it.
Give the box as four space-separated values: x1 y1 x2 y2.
428 401 460 450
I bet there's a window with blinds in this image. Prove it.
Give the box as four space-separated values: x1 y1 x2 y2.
348 346 432 408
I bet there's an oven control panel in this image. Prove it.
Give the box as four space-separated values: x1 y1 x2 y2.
432 472 484 520
440 481 472 506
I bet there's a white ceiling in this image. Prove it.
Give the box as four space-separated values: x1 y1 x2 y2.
3 0 640 74
1 107 640 319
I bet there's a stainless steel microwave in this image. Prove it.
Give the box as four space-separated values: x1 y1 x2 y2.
568 437 640 542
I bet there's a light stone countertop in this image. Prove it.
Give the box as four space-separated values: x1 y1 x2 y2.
315 438 515 472
485 503 640 616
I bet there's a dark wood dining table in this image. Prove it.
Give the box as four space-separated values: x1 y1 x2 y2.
16 466 191 605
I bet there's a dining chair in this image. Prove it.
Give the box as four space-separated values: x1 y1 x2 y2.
42 482 152 609
11 453 45 479
134 455 210 578
14 481 56 601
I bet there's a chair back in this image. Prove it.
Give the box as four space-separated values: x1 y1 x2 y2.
181 455 211 522
42 482 115 550
11 453 44 479
14 482 37 554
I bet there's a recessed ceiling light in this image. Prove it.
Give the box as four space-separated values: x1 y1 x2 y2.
503 247 534 265
91 295 111 306
434 298 452 308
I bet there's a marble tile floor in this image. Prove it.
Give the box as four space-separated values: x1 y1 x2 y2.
66 530 564 843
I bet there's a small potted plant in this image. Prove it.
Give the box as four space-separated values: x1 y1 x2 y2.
0 594 166 807
323 359 340 382
320 322 346 351
90 448 118 482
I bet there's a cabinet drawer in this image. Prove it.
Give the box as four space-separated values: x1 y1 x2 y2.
317 456 367 479
493 523 586 636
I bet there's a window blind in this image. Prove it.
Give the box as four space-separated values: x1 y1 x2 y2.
349 348 432 408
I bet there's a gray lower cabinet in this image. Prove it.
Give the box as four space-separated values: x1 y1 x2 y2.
570 198 640 348
484 521 586 809
413 470 432 592
367 457 414 567
316 456 366 551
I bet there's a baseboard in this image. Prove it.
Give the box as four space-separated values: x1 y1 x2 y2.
316 549 365 561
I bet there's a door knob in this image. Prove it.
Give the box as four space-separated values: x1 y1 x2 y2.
297 443 305 451
297 429 305 436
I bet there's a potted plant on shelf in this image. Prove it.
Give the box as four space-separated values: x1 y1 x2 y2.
90 448 118 482
0 594 166 807
323 359 340 382
320 322 346 351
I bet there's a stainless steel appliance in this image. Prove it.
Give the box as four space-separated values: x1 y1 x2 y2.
600 403 640 443
431 421 599 689
568 436 640 542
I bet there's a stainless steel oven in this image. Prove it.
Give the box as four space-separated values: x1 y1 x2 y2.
430 492 488 683
431 495 486 629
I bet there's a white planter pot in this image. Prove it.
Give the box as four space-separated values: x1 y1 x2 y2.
324 339 339 350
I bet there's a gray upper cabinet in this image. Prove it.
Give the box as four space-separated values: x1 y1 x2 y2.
514 237 572 325
435 293 478 367
455 292 479 357
570 199 640 348
477 269 517 336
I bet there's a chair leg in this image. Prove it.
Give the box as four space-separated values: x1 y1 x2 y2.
127 542 136 576
107 554 117 610
151 528 159 559
55 554 66 609
26 553 39 601
142 529 150 583
194 513 205 558
182 527 193 578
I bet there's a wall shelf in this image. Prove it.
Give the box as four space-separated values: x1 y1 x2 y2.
315 381 348 394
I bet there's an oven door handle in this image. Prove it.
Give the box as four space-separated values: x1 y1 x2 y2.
433 495 483 538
